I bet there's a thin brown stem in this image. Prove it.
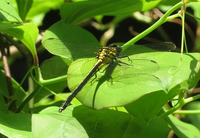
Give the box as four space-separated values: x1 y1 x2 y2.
0 41 16 111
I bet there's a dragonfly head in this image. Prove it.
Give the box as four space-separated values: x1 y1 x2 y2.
108 44 122 55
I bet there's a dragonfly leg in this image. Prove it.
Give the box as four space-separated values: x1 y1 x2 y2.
117 55 133 65
90 73 97 83
117 59 132 66
118 55 132 62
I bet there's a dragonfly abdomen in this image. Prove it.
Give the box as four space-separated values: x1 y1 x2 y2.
58 44 122 112
58 61 102 112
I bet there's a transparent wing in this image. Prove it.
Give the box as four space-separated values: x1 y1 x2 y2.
143 42 176 51
121 42 176 55
67 55 161 109
106 57 160 87
41 39 174 84
48 40 176 109
67 56 160 90
42 38 101 60
42 38 176 60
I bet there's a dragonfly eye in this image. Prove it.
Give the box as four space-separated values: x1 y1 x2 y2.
108 44 117 47
116 46 122 54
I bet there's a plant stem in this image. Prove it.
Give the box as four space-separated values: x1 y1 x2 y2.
16 85 42 113
159 98 185 118
174 110 200 114
160 94 200 118
122 2 183 51
39 75 67 85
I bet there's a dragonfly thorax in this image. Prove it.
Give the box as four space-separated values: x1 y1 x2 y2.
108 44 122 54
96 44 122 65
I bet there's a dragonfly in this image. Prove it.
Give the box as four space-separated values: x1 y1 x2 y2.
42 38 176 113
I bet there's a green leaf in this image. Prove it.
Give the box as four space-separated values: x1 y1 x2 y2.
16 0 33 20
25 0 63 26
0 21 22 29
60 0 160 24
32 57 70 105
0 23 39 64
0 0 23 30
125 52 200 121
0 1 38 62
0 0 22 22
67 50 200 112
33 82 67 105
125 90 168 122
42 21 101 60
184 101 200 129
27 55 71 107
32 106 170 138
148 117 171 137
40 56 70 79
166 114 200 138
0 113 31 138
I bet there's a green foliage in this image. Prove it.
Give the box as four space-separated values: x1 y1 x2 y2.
60 0 160 24
166 113 200 138
0 0 200 138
